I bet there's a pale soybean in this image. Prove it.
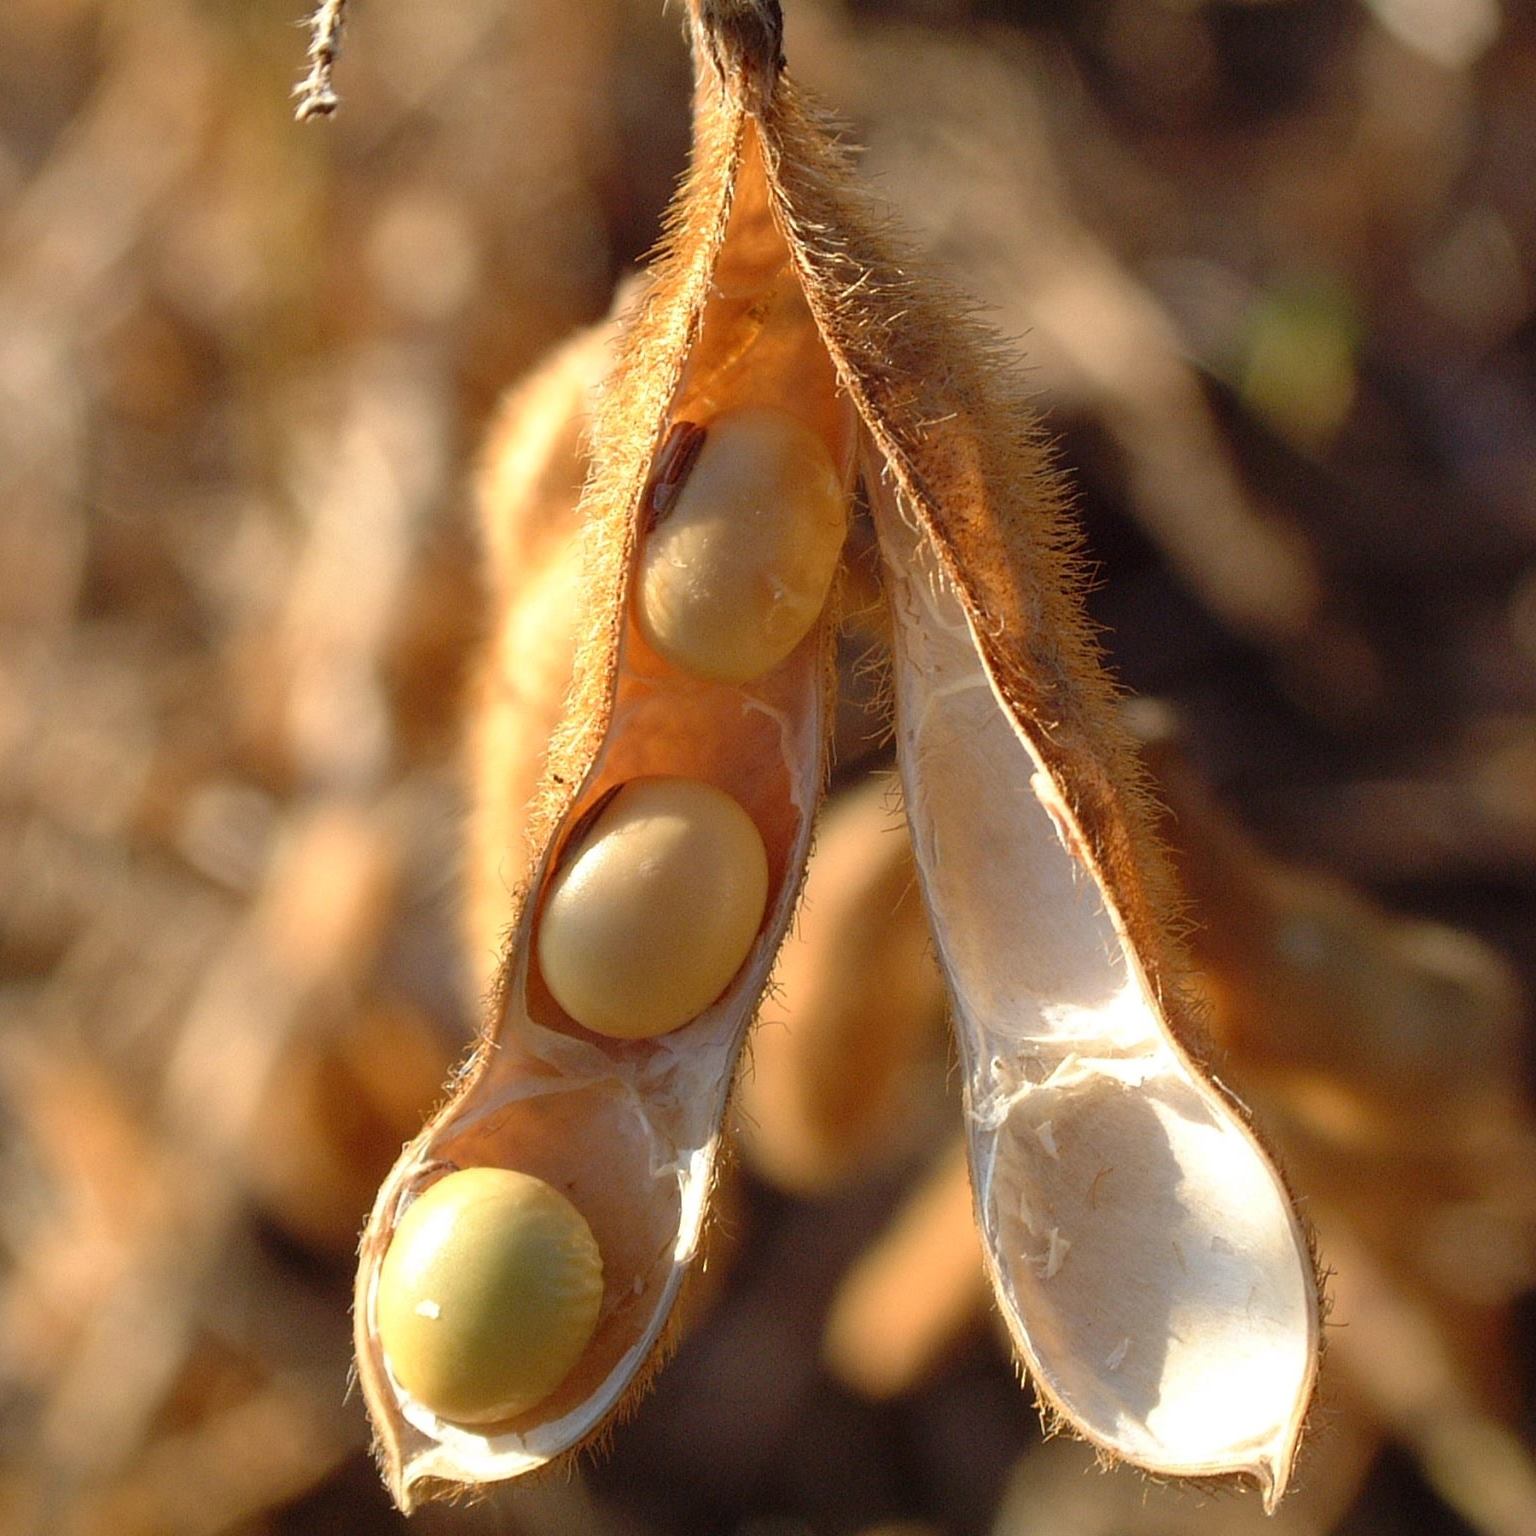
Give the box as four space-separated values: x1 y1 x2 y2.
537 776 769 1039
636 406 846 684
376 1167 603 1425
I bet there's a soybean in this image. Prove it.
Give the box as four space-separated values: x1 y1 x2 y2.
377 1167 603 1425
537 776 769 1039
636 406 846 683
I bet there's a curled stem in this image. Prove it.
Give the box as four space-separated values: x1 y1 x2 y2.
294 0 348 122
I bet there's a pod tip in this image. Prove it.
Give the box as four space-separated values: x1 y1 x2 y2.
690 0 784 102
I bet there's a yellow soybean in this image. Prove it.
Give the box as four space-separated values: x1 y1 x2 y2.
377 1167 603 1425
537 777 769 1039
637 406 846 683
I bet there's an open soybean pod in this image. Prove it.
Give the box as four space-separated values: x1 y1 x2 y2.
354 0 1320 1509
353 5 852 1505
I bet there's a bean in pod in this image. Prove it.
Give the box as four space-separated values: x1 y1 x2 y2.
538 776 769 1040
376 1167 603 1425
636 407 847 684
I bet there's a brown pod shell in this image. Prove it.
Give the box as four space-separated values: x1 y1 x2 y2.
357 0 1319 1509
354 32 854 1508
743 25 1318 1507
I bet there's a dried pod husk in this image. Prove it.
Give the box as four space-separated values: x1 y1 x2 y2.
354 24 854 1506
994 1411 1382 1536
731 13 1319 1508
870 477 1317 1501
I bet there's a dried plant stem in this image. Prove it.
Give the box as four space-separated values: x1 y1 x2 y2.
294 0 348 122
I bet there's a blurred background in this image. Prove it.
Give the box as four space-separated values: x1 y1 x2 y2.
3 0 1535 1533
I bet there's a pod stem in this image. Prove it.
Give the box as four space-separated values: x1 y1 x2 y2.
294 0 348 121
689 0 785 106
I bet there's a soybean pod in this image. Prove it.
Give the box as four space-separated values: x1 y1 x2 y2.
354 0 1320 1511
354 46 854 1503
